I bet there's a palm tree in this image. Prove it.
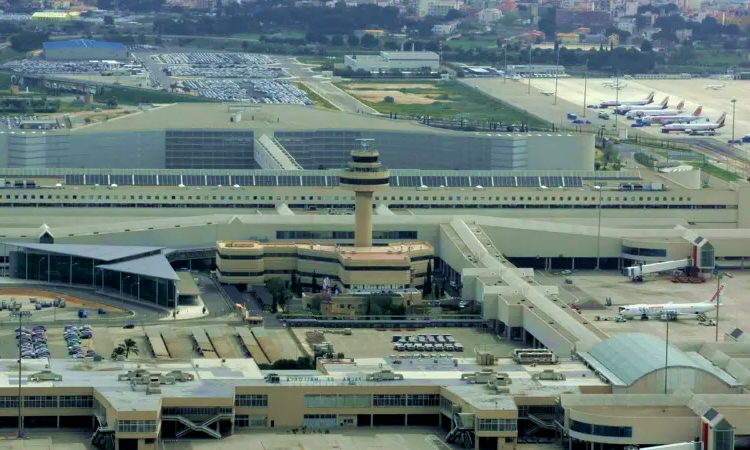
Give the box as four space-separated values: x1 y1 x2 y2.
123 338 139 358
111 346 125 360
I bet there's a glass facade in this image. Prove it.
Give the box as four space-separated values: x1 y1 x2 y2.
570 419 633 437
276 230 417 240
117 420 157 433
477 418 517 431
165 130 255 169
621 246 668 258
60 395 94 408
7 247 176 307
234 394 267 407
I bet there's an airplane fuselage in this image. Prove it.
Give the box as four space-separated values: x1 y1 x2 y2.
619 303 715 318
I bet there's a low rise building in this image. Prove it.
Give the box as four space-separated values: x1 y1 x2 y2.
418 0 461 16
343 51 440 73
478 8 503 24
432 23 457 36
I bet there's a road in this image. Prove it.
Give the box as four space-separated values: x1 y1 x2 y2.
224 284 284 328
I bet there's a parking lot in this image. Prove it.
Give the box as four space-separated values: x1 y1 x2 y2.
2 60 140 75
152 52 278 66
176 78 312 103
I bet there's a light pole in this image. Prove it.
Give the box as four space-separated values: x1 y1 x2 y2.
36 257 46 282
553 42 561 106
121 275 130 296
503 45 507 84
664 317 670 394
715 272 733 342
527 46 532 95
11 310 31 438
731 99 737 146
614 71 620 129
130 281 140 298
595 185 603 269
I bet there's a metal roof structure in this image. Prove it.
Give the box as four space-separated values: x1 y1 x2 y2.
579 333 740 387
43 39 126 51
3 243 163 262
98 254 180 281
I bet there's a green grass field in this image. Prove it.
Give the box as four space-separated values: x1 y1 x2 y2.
338 80 547 126
688 161 742 182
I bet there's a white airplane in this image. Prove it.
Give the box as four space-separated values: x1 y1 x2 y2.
662 112 726 133
617 96 670 115
618 283 725 320
646 106 704 125
511 74 522 81
627 101 685 119
540 90 553 96
706 84 726 90
599 91 654 108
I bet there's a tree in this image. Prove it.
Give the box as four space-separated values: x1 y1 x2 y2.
265 278 293 312
103 15 114 25
347 35 360 47
311 272 319 293
423 260 433 298
106 97 118 108
383 96 395 103
123 338 139 357
640 39 653 52
331 35 344 46
310 294 323 312
111 346 125 360
360 34 378 48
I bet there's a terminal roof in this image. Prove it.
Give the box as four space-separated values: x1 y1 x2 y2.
98 254 180 281
3 243 164 262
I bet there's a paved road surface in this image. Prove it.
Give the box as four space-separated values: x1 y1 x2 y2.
304 80 378 114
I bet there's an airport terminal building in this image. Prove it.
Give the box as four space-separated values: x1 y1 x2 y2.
0 105 593 172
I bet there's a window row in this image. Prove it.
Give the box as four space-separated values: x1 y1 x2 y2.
570 420 633 438
304 394 440 408
24 396 57 408
162 407 233 416
374 195 695 203
235 394 268 407
235 415 267 428
277 231 418 240
118 420 158 433
60 395 94 408
477 418 517 432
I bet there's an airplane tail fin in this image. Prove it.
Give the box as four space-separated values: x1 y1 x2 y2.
645 91 655 103
660 97 669 108
717 113 726 128
676 101 685 110
710 283 726 304
694 106 702 116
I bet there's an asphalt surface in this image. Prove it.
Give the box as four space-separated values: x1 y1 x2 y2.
224 284 284 328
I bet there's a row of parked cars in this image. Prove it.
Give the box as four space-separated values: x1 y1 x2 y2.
17 326 50 360
65 324 95 359
176 78 313 104
153 52 277 66
3 60 120 75
164 66 286 79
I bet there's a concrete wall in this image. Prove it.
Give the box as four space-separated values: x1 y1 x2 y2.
525 134 594 171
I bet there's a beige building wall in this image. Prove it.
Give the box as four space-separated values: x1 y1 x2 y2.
566 407 700 444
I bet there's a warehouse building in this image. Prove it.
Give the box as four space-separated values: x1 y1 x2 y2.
0 104 593 171
32 11 80 21
344 51 440 73
43 39 128 61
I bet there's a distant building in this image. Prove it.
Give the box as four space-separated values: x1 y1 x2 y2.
418 0 460 16
507 64 565 76
556 9 612 28
43 39 128 61
32 11 80 21
432 23 457 36
478 8 503 24
616 17 637 34
344 51 440 73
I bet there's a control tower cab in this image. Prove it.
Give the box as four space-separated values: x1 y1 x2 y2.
339 147 390 248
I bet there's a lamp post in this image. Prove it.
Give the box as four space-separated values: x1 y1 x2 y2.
11 310 31 438
553 42 561 106
595 185 603 269
731 99 737 147
527 46 532 95
715 272 733 342
36 257 46 282
121 275 130 296
503 45 507 84
130 282 140 298
665 317 670 394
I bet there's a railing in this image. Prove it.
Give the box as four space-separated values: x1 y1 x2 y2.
162 413 232 439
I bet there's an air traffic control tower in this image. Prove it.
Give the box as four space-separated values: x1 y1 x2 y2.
340 140 390 248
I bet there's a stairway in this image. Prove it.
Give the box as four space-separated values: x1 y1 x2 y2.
90 426 115 450
162 414 231 439
528 413 559 430
525 425 542 436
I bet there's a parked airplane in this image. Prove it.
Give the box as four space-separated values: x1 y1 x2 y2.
706 84 726 90
646 107 704 125
662 112 726 133
618 283 725 319
599 91 654 108
540 90 553 96
617 97 670 114
627 101 685 119
602 79 626 88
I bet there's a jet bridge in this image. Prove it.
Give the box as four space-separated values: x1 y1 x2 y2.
625 258 691 280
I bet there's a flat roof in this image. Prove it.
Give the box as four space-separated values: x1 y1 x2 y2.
177 272 200 296
99 254 180 281
3 242 163 262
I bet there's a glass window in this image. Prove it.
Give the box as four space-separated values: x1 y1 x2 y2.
570 420 632 437
373 394 406 407
59 395 94 408
117 420 157 433
477 418 517 431
234 394 268 407
23 396 57 408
